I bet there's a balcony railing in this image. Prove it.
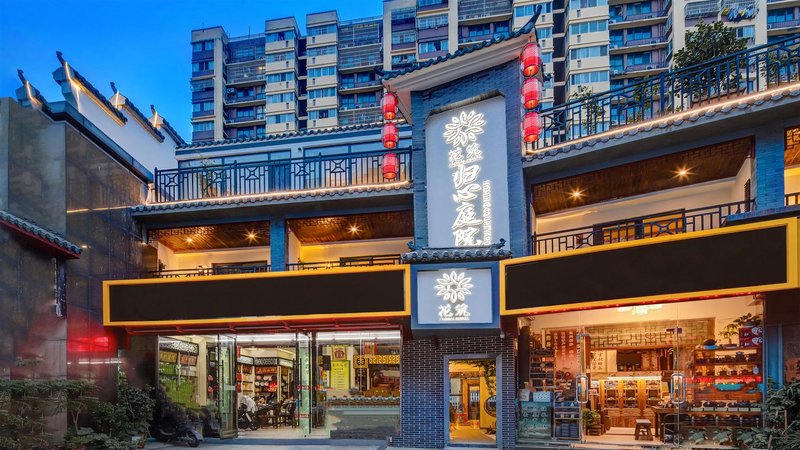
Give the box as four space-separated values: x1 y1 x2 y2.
787 192 800 206
768 19 800 30
147 264 271 278
610 10 667 23
625 35 667 46
286 254 402 271
533 35 800 151
626 61 668 72
225 113 265 123
226 93 266 104
339 79 381 90
532 200 752 255
152 148 411 203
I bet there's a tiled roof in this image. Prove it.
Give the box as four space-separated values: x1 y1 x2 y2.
158 113 188 146
109 83 165 141
132 182 413 213
55 52 128 124
0 210 82 257
178 121 404 149
402 239 512 263
16 70 51 112
379 12 539 82
525 84 800 162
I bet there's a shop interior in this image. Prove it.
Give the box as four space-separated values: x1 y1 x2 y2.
157 331 401 439
517 296 764 448
448 359 498 445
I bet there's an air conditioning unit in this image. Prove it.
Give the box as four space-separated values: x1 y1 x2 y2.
226 88 235 94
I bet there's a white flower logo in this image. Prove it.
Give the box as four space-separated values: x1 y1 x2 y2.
434 271 474 303
443 111 486 147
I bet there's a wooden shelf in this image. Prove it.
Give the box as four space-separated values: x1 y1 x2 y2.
693 362 759 366
694 347 761 352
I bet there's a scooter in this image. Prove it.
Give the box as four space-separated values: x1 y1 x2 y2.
238 405 260 431
153 419 203 447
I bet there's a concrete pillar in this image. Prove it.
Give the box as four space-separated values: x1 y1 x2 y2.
752 126 786 210
270 218 287 271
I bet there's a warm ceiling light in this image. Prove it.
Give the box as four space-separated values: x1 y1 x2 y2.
349 225 360 233
247 232 257 240
570 189 584 199
676 166 691 178
185 237 193 243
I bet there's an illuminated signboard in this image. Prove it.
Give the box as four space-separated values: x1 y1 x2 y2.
417 268 494 325
425 96 510 248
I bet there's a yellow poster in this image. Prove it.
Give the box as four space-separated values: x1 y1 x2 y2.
331 345 348 360
331 360 350 390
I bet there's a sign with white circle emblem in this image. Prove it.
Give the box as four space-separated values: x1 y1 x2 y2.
416 268 494 324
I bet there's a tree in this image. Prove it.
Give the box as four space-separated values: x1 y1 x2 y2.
673 20 748 69
569 86 604 134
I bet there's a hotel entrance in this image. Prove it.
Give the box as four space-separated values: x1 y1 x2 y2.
155 330 401 440
516 296 765 448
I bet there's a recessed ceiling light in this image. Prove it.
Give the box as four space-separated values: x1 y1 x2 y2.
570 189 584 199
676 166 691 178
185 237 193 243
349 225 359 233
247 232 257 240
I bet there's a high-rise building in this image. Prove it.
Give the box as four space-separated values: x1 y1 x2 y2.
190 0 797 143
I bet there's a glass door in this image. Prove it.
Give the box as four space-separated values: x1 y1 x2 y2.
216 334 238 438
576 332 590 444
296 332 313 435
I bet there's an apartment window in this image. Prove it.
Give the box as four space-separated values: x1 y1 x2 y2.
570 70 610 84
391 54 417 66
308 87 336 99
538 27 553 38
628 2 652 15
192 121 214 132
308 66 337 78
266 92 295 103
768 8 794 23
419 0 446 6
266 30 296 42
236 88 254 98
192 101 214 112
627 51 652 65
569 20 608 34
542 52 553 63
569 45 608 59
356 72 373 83
192 40 214 52
341 95 355 109
236 108 255 118
736 25 755 39
627 26 653 40
467 23 491 37
610 55 624 72
392 7 416 25
266 114 295 124
190 79 214 92
515 3 552 16
417 14 448 29
233 47 255 59
265 51 295 62
419 39 448 53
309 108 337 119
569 0 607 8
237 128 254 138
255 126 266 138
192 61 214 72
610 29 624 46
306 45 337 57
308 24 337 36
266 72 294 83
392 30 417 44
611 79 625 90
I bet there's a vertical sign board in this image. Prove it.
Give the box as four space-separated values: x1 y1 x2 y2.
425 96 510 248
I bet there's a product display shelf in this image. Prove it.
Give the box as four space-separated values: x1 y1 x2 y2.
689 346 763 416
529 348 555 390
237 361 255 396
552 401 581 440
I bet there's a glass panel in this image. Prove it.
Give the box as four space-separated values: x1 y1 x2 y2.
297 332 313 435
449 358 497 445
217 334 238 438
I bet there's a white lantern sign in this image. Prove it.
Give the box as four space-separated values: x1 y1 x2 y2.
417 268 493 325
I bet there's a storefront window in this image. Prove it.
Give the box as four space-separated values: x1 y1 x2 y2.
157 330 401 439
517 296 764 447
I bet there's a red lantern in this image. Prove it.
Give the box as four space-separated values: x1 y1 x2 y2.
522 111 541 143
521 77 542 110
382 92 398 120
520 43 542 77
382 122 398 149
383 152 399 180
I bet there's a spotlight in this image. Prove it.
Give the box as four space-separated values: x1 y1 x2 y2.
676 166 691 178
185 237 193 243
349 225 359 233
570 189 584 199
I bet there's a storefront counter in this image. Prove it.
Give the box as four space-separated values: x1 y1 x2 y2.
325 398 400 439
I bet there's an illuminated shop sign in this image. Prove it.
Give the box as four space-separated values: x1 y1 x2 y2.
425 96 510 247
417 268 494 325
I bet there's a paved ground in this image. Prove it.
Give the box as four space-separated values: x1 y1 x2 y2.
143 438 402 449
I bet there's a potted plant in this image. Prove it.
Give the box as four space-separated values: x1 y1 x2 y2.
719 313 762 345
582 409 600 431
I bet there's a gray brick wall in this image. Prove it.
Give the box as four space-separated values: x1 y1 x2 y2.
752 126 786 210
410 60 529 256
394 335 517 449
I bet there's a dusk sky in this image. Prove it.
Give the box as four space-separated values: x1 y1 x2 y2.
0 0 383 140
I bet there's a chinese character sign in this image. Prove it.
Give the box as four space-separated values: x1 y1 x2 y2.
425 97 509 248
417 268 493 325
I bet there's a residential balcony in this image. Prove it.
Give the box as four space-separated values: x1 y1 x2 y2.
228 55 265 64
767 19 800 30
227 73 267 85
226 93 266 105
457 0 512 21
151 148 412 203
192 110 215 118
530 36 800 152
339 54 383 71
609 9 667 24
339 79 381 92
532 200 751 255
286 254 402 271
340 102 380 111
612 35 668 48
147 264 271 278
459 32 510 44
225 113 265 124
787 192 800 206
191 69 214 78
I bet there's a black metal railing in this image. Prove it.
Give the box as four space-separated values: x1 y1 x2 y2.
532 200 752 255
286 254 402 271
533 35 800 151
787 192 800 206
147 264 271 278
152 148 411 203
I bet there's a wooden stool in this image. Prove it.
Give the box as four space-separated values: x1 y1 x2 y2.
635 419 653 441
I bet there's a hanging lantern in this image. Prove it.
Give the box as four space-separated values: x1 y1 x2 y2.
382 92 398 120
383 152 399 180
522 111 541 143
521 77 542 110
520 43 542 77
382 122 398 149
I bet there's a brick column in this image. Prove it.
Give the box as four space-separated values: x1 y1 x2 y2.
752 126 785 210
270 217 286 271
